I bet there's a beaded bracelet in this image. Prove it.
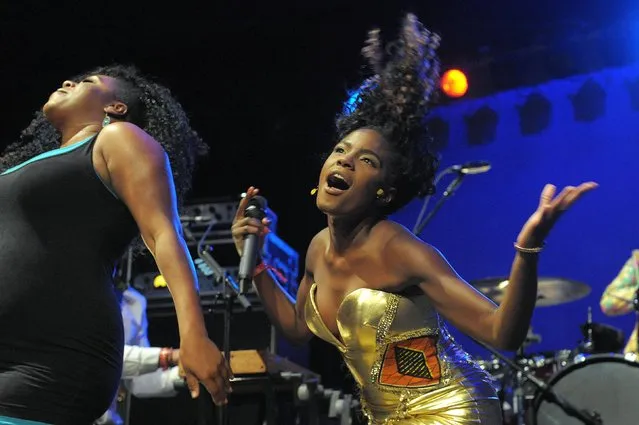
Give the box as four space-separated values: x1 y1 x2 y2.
514 242 544 254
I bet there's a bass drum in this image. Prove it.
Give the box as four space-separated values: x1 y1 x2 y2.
531 354 639 425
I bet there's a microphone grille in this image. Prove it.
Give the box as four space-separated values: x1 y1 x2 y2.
461 161 491 175
245 195 268 219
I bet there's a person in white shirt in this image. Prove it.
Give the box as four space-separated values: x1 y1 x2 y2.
95 287 184 425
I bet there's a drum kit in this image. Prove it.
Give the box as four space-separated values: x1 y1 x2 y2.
471 276 639 425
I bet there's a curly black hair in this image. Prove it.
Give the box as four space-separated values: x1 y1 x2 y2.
0 64 208 206
336 13 441 215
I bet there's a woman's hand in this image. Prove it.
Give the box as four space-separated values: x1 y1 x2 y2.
178 333 232 405
517 182 598 248
231 186 270 256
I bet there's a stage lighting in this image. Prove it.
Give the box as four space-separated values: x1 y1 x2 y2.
569 78 606 122
464 106 499 146
517 93 552 135
441 69 468 98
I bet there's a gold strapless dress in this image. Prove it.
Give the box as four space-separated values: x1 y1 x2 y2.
305 283 502 424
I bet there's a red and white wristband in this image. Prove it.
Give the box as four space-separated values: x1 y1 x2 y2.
159 347 173 370
253 261 288 283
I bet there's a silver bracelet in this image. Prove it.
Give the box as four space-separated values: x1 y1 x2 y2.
514 242 544 254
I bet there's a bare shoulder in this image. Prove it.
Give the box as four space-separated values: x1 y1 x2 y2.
96 122 165 161
375 220 428 250
378 220 448 278
305 227 329 273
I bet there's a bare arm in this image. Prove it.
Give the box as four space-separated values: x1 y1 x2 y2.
252 236 320 344
388 182 597 351
96 122 230 404
386 230 534 350
98 123 204 342
231 186 316 344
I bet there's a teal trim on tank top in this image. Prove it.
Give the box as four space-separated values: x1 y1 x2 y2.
0 416 50 425
1 135 94 176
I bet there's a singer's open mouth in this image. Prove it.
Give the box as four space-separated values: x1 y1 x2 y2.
326 173 350 191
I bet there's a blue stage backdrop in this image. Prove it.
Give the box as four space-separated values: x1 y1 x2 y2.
391 63 639 360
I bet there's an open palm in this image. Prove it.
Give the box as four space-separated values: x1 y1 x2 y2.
517 182 598 247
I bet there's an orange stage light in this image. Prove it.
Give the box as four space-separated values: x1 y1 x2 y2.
441 69 468 98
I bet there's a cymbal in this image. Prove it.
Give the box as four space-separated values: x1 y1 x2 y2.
471 276 591 307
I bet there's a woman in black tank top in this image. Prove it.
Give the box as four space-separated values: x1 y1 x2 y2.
0 65 232 425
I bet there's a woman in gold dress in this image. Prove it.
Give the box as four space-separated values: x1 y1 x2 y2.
231 14 597 424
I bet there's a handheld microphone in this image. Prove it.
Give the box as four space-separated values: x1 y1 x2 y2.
238 196 268 294
451 161 491 175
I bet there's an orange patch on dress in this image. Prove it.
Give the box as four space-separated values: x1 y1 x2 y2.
378 336 441 387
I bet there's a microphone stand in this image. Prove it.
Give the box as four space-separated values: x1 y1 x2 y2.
472 339 603 425
412 167 453 234
194 220 252 425
197 249 252 425
414 173 465 236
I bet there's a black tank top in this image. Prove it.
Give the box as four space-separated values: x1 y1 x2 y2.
0 134 138 424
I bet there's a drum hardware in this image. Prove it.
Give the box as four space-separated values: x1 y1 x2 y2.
510 329 544 423
581 306 595 354
512 347 527 425
322 388 359 425
578 320 625 354
508 343 555 425
472 338 603 425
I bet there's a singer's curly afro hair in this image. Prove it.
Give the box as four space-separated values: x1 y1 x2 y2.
0 64 208 206
336 13 441 215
